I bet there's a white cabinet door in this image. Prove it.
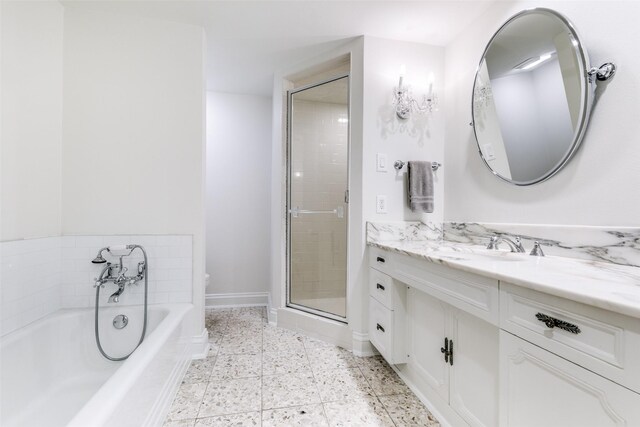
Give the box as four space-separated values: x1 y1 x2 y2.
500 330 640 427
450 308 499 427
408 288 449 401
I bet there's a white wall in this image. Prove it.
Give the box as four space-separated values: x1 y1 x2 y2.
445 1 640 226
362 37 445 226
61 9 206 335
206 92 271 297
1 1 63 241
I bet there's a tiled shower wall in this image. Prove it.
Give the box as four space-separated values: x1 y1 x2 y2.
1 235 192 336
290 99 348 307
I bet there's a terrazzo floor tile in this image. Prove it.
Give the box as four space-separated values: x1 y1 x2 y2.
314 367 374 402
165 307 442 427
379 393 441 426
219 334 262 355
360 363 412 396
323 397 395 427
303 336 339 349
207 341 220 358
262 404 329 427
354 355 388 369
166 382 208 421
307 346 358 371
262 372 322 409
163 418 196 427
262 349 310 376
210 353 262 379
182 358 216 384
193 412 261 426
263 327 306 354
198 377 262 418
208 329 225 344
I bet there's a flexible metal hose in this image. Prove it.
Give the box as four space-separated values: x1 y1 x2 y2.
94 245 148 361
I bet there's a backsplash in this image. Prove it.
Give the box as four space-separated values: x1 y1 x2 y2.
444 222 640 268
1 234 192 336
367 221 640 268
366 221 442 243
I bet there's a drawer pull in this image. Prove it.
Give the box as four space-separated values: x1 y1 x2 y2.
376 323 385 333
376 283 385 291
376 256 386 263
535 312 581 334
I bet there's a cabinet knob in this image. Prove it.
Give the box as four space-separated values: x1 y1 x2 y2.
376 256 386 263
376 323 385 333
376 283 385 291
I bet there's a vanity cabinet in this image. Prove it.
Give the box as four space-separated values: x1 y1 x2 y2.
408 289 499 427
367 246 640 427
369 248 499 427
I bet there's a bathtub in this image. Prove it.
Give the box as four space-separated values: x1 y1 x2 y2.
0 303 193 427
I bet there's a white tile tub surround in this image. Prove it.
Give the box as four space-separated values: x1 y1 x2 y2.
1 237 62 336
61 235 193 308
0 234 193 336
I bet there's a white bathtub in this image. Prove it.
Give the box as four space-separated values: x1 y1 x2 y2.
0 303 193 427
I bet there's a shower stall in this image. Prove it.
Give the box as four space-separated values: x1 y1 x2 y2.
287 75 350 322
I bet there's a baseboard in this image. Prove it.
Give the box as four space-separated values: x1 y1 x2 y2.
191 328 210 359
352 331 378 357
268 307 278 325
205 292 270 308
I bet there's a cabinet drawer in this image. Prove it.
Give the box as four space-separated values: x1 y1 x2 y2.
369 296 407 365
501 283 640 394
369 268 395 310
369 247 392 275
500 330 640 427
393 252 499 325
369 296 393 359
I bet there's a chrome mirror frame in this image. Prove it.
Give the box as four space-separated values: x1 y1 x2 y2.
471 8 615 186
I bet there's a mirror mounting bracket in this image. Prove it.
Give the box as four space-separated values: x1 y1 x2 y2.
588 62 616 83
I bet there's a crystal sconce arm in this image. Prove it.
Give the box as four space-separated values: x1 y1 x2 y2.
393 65 438 120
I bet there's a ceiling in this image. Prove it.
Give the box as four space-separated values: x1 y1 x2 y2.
61 1 497 95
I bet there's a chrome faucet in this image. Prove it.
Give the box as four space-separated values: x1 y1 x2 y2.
486 235 526 253
108 284 126 303
92 254 146 303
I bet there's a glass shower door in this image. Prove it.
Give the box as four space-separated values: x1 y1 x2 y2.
287 76 349 321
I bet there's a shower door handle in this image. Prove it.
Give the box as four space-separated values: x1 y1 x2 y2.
290 206 344 218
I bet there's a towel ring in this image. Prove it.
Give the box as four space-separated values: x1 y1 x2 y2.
394 160 441 172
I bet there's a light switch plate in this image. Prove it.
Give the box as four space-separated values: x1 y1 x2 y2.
376 153 388 172
483 144 496 161
376 195 388 214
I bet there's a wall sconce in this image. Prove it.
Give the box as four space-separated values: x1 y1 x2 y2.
473 77 493 111
393 66 438 120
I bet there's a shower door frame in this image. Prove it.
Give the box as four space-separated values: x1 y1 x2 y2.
285 73 351 324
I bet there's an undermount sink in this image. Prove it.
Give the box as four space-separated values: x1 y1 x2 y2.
434 244 529 261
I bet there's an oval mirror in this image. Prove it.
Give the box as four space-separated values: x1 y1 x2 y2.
472 8 608 185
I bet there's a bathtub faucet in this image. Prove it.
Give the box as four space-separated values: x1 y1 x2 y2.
108 283 126 303
92 257 147 304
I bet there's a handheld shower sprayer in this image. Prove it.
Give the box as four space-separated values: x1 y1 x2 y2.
92 248 108 264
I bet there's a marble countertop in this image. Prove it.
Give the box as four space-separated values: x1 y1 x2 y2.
368 239 640 319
